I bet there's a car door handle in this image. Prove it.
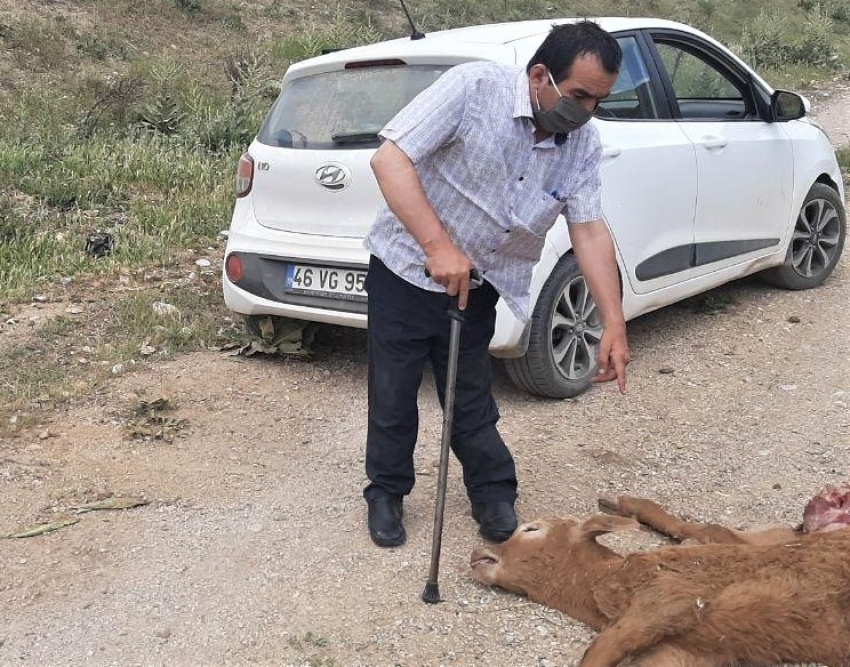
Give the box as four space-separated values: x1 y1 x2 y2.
696 136 728 150
602 146 621 159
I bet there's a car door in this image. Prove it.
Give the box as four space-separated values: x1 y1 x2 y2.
596 33 699 295
648 31 794 274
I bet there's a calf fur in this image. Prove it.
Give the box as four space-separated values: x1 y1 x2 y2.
470 496 850 667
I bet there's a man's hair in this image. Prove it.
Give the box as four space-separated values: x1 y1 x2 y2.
526 21 622 80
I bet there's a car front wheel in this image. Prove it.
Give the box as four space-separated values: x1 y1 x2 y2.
760 182 846 290
503 255 601 398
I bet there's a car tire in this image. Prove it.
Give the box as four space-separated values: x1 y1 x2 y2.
503 254 601 398
760 183 846 290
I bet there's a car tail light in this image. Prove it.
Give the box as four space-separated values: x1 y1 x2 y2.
235 153 254 198
225 253 244 283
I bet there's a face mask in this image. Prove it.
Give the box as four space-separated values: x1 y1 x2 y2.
532 70 593 136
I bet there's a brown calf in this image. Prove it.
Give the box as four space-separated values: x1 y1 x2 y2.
470 489 850 667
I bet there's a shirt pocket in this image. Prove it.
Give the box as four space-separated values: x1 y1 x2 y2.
498 191 564 262
513 190 565 234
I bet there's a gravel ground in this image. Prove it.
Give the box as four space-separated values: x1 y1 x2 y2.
0 84 848 667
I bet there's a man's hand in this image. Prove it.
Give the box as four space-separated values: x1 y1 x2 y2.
592 323 630 393
568 219 631 393
423 240 475 309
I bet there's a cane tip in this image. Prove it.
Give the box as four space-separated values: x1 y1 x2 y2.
421 581 442 604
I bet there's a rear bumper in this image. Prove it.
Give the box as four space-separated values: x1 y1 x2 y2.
223 278 369 329
223 225 370 328
222 216 530 351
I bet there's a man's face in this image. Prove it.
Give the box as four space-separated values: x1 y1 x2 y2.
533 54 618 113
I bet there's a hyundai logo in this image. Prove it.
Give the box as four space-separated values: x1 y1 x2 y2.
314 163 351 192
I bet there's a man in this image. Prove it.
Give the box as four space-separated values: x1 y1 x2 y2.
362 21 631 548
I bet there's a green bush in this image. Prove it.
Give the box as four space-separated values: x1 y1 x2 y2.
792 5 839 66
739 10 789 69
79 76 147 139
175 0 204 15
793 0 849 23
740 5 842 69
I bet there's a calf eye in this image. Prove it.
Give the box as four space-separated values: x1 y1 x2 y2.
521 524 539 533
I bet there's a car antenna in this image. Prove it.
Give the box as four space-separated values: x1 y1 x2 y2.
399 0 425 40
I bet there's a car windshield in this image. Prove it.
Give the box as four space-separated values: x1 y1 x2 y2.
257 64 451 150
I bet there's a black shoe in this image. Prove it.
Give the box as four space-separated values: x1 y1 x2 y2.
472 500 518 543
367 495 406 547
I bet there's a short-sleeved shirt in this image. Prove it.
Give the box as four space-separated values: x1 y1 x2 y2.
363 61 605 321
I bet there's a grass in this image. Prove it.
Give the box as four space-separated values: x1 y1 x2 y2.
0 0 849 433
837 146 850 174
0 136 238 309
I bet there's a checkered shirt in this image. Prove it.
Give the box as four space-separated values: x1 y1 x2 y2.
364 61 604 321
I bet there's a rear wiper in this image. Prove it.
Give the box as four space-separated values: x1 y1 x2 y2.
331 131 380 144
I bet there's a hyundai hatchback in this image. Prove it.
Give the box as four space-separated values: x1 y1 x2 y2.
222 17 846 398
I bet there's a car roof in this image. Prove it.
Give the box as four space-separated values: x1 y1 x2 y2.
286 17 701 78
398 16 689 43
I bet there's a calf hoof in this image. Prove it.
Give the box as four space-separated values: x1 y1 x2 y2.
597 497 620 515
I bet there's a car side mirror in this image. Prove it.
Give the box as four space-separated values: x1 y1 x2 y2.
770 90 806 122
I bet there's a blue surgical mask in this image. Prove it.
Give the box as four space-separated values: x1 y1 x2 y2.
532 71 593 136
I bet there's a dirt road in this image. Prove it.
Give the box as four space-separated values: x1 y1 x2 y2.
1 85 849 667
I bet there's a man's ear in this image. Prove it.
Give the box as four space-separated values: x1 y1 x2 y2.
528 63 549 86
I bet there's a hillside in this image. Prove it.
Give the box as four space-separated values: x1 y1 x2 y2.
2 0 849 98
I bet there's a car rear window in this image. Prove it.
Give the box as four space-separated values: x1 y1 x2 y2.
257 64 451 150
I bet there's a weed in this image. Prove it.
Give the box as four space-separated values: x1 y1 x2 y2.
836 146 850 177
75 29 130 61
739 11 789 69
175 0 204 15
134 62 190 135
307 659 336 667
695 0 717 16
102 287 230 359
3 18 70 73
792 5 838 67
270 4 383 63
682 293 737 314
804 0 850 23
287 632 334 666
79 76 147 139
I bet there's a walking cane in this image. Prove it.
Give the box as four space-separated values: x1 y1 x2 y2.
422 269 481 604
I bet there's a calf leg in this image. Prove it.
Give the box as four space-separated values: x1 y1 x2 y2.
598 495 800 546
629 644 724 667
578 593 702 667
585 577 848 667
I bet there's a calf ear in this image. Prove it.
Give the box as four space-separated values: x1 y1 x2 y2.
576 514 640 540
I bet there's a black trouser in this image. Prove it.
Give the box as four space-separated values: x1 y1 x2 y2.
363 256 517 506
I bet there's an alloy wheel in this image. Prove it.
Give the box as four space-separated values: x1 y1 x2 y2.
790 196 842 278
550 275 603 381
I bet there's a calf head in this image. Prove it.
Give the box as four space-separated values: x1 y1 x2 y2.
470 514 639 626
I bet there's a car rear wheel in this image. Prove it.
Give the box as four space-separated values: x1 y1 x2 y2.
504 255 601 398
760 183 846 290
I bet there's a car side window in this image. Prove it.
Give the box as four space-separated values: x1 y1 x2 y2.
654 41 747 120
596 36 659 120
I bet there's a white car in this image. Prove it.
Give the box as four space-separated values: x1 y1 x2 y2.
222 17 847 398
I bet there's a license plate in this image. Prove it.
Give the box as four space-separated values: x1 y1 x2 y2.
285 264 367 301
